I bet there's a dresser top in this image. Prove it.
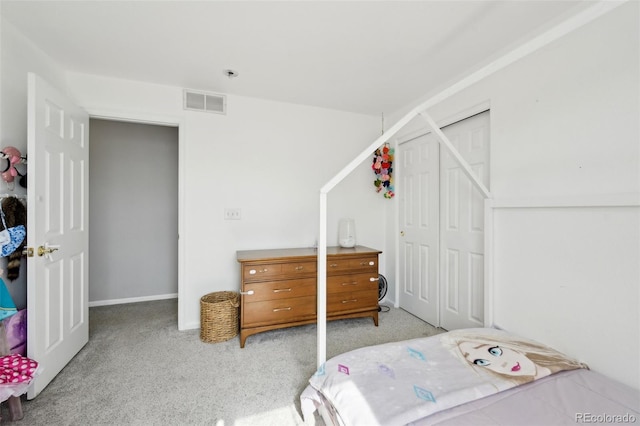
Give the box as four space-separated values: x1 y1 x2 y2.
236 245 381 263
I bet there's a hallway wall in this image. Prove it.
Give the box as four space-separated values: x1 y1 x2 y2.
89 119 178 304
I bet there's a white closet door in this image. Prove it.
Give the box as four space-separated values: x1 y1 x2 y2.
398 134 439 326
439 111 489 330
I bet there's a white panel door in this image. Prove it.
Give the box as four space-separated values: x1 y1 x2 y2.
398 134 439 326
439 111 489 330
27 73 89 398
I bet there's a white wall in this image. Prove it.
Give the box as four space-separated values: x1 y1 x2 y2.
491 204 639 386
390 2 638 196
67 72 384 329
387 2 639 389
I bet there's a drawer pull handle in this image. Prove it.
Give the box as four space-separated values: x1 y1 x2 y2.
341 299 358 304
249 269 256 274
295 266 304 270
259 268 269 273
273 288 292 293
240 290 255 295
273 307 292 312
370 277 378 282
341 281 358 286
329 263 338 267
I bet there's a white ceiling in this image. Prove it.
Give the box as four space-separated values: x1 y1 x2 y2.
1 1 595 115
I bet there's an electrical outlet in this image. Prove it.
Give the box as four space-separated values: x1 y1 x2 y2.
224 208 241 220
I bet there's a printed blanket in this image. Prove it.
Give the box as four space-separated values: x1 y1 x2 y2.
301 328 587 426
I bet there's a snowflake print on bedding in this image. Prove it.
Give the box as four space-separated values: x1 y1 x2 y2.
378 364 396 379
408 347 426 361
414 385 436 402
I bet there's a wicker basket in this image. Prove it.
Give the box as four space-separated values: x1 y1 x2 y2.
200 291 240 343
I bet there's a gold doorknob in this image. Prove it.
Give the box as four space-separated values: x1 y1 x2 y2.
38 245 59 257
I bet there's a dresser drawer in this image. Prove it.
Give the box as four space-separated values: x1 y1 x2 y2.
327 272 378 294
327 256 378 275
328 290 377 314
242 295 316 327
243 278 316 302
243 261 316 282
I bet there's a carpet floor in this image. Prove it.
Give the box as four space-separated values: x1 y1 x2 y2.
8 299 442 425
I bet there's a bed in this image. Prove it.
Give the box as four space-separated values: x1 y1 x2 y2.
301 328 640 425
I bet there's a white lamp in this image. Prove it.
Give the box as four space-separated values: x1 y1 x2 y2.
338 218 356 248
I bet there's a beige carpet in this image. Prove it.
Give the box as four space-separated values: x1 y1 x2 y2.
12 299 442 425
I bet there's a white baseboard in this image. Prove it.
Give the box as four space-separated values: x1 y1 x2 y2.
183 320 200 331
89 293 178 307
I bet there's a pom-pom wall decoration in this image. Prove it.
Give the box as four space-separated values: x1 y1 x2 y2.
0 146 22 184
372 143 394 199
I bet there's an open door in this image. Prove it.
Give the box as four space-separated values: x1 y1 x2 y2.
26 73 89 398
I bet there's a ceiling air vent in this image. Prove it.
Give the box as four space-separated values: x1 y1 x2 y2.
183 90 226 114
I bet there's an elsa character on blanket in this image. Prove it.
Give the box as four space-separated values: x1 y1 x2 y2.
443 329 588 385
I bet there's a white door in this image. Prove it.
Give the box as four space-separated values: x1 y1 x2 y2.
398 111 489 330
439 111 489 330
398 134 439 325
26 73 89 398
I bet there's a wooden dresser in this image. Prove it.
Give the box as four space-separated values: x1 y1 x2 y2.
236 246 381 347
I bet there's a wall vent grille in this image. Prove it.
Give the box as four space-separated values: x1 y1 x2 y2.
183 90 226 114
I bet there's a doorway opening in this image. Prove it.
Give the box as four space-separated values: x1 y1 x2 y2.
88 119 179 309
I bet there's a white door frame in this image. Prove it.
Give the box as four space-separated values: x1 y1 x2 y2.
393 102 491 316
85 108 187 330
